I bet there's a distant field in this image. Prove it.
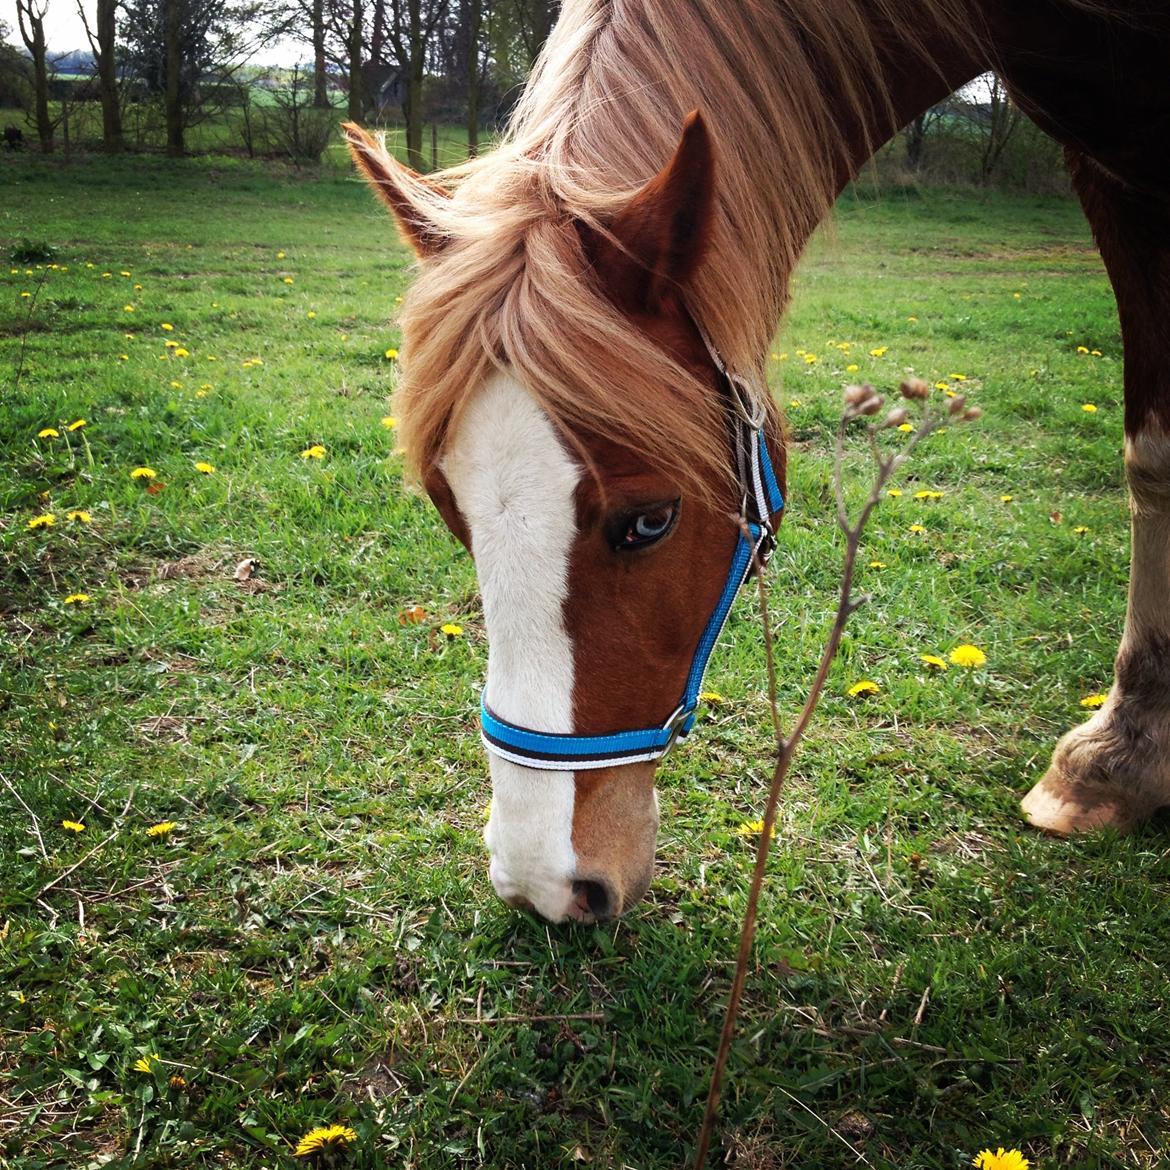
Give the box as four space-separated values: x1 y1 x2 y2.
2 151 1167 1170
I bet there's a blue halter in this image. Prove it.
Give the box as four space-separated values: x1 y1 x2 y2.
480 337 785 771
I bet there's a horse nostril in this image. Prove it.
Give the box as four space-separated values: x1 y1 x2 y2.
572 878 612 920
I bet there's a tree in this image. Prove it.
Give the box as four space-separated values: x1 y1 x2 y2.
78 0 124 151
15 0 53 152
119 0 268 155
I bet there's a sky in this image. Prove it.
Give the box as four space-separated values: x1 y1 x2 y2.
6 3 302 64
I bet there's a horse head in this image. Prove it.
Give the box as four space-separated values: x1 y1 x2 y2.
345 113 785 922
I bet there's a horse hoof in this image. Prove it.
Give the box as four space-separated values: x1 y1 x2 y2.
1021 769 1138 836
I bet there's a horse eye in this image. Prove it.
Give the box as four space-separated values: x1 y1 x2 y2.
618 501 679 550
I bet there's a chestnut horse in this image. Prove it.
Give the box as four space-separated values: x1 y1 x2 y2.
344 0 1170 923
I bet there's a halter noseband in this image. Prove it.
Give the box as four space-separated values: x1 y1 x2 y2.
480 333 785 771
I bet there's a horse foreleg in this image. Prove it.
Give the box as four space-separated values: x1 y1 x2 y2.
1022 157 1170 834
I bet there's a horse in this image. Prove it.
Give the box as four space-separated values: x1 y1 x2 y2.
342 0 1170 924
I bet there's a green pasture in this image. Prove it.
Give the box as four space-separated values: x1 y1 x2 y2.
2 150 1167 1170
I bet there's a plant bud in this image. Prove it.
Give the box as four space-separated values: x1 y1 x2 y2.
948 394 967 415
963 406 983 421
859 395 884 416
885 407 909 428
844 384 869 405
899 377 929 401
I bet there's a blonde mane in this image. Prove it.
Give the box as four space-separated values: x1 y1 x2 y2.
388 0 985 494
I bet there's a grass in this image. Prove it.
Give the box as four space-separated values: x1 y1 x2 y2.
2 150 1168 1170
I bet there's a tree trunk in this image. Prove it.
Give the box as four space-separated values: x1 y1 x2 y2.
17 0 53 153
347 0 365 122
905 112 926 170
404 0 424 169
312 0 328 108
95 0 124 152
164 0 184 155
466 0 481 157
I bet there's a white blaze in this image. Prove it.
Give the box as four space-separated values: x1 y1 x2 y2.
441 370 582 921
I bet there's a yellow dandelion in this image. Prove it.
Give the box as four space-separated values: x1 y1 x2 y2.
131 467 157 479
1073 525 1090 534
1080 693 1107 708
788 399 802 408
101 272 112 278
1076 345 1090 354
934 381 950 391
381 416 398 429
869 346 888 357
914 490 944 500
907 315 918 321
123 304 135 312
909 524 926 533
920 654 948 671
868 560 886 568
164 339 179 349
307 310 317 319
66 510 91 523
1081 403 1098 413
199 383 213 391
118 354 129 361
134 283 143 291
27 513 56 530
887 489 903 498
194 462 215 474
132 1054 160 1074
170 381 183 390
168 1074 187 1089
699 690 724 704
1012 292 1021 299
803 353 817 364
301 445 326 460
283 277 294 285
1000 495 1014 503
173 347 189 358
847 680 880 697
161 323 174 332
948 644 987 668
67 419 86 431
64 593 90 605
20 291 31 298
394 295 403 303
294 1125 358 1158
845 363 859 372
972 1149 1029 1170
146 821 178 838
949 373 967 380
897 422 914 433
440 623 464 638
735 818 776 839
120 270 131 277
62 819 85 833
384 347 399 360
37 427 60 439
1090 349 1102 357
276 250 286 259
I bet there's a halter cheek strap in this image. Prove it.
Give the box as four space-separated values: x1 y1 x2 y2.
480 335 785 771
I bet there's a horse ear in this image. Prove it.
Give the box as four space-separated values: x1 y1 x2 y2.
581 109 715 314
342 122 449 259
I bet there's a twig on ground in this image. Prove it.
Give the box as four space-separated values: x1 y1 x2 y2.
693 379 982 1169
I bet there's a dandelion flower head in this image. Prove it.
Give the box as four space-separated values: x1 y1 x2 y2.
131 467 157 479
736 818 776 839
1080 693 1107 708
37 427 60 439
441 623 464 637
301 445 326 460
294 1124 358 1158
27 513 56 530
847 680 880 697
949 644 987 668
973 1149 1029 1170
62 819 86 833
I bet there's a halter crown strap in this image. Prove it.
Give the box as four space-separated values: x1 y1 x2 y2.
480 331 784 771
